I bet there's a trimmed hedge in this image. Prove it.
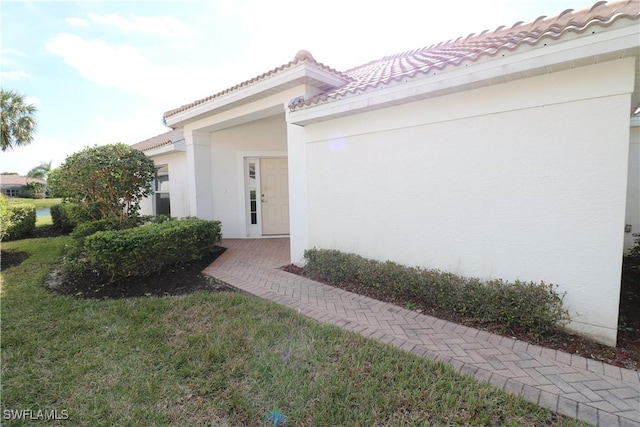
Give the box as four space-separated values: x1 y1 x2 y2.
3 203 36 241
65 218 222 282
303 249 569 334
51 203 81 233
71 219 121 241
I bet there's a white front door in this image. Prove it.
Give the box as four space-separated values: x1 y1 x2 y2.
260 158 289 235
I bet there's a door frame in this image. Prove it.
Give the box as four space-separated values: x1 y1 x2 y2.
238 150 288 237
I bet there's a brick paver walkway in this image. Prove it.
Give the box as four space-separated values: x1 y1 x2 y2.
203 238 640 426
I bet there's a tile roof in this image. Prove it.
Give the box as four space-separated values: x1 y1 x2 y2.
131 128 184 151
163 51 349 120
291 0 639 110
162 1 639 120
0 175 46 186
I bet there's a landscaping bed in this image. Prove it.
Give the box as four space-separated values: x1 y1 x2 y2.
46 246 229 299
282 263 640 370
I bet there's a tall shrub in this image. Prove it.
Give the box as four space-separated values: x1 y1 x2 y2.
52 143 156 228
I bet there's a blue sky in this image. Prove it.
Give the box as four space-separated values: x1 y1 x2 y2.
1 0 594 175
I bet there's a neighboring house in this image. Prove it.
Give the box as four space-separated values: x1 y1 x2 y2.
0 175 47 198
131 1 640 347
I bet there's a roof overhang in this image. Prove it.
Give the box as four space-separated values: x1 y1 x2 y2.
143 139 186 157
165 62 349 129
288 21 639 126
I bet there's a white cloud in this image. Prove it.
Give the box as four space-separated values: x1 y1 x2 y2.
87 13 193 38
0 137 68 176
46 33 165 95
65 17 89 27
44 33 247 106
87 109 169 146
0 71 31 81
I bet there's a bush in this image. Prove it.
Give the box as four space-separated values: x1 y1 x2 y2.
303 248 569 334
3 203 36 241
0 194 10 240
51 202 98 233
65 218 222 283
71 219 121 241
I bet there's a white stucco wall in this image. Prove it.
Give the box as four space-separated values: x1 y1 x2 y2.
625 125 640 251
297 58 635 346
208 115 288 238
139 151 189 218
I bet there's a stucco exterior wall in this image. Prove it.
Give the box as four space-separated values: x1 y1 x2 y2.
625 125 640 251
139 151 189 218
298 59 634 346
209 115 287 238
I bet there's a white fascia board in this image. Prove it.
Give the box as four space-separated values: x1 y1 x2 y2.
144 140 186 157
289 23 640 126
165 63 347 128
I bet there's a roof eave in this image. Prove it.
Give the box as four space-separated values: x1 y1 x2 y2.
143 139 186 157
288 22 639 126
165 63 349 129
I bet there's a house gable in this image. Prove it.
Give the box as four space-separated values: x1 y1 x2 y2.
163 51 350 129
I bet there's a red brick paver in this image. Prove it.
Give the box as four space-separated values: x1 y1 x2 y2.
203 239 640 427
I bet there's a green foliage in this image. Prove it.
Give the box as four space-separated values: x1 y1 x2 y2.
64 218 222 283
623 237 640 280
0 194 10 240
71 219 121 241
46 167 65 198
303 249 569 334
0 89 37 152
21 181 46 199
3 202 36 240
50 202 95 233
53 143 157 228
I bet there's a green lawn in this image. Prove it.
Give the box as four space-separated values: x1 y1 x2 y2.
0 237 586 426
7 197 62 209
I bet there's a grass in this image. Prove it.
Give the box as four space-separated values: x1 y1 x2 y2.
0 237 586 426
7 197 62 209
36 215 52 227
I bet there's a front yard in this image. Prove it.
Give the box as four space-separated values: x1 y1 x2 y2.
0 236 586 426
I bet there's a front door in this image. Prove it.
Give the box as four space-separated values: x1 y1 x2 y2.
260 158 289 235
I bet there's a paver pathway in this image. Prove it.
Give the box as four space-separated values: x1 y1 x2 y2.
203 238 640 426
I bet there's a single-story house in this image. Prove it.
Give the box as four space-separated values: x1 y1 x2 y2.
132 0 640 347
0 175 47 198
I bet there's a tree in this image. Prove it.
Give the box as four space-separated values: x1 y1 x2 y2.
1 89 37 152
27 161 52 180
53 144 157 228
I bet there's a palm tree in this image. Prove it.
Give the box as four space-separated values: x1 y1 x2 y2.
1 89 37 152
27 161 52 180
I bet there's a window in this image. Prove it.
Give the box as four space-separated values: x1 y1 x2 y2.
248 162 257 224
155 165 171 216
